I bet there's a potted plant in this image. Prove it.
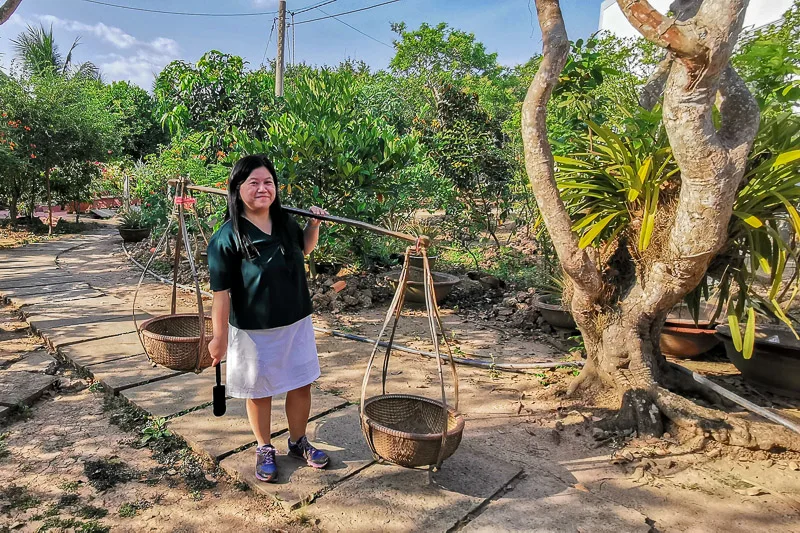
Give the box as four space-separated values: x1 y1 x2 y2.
660 302 720 359
405 220 441 270
117 209 151 242
533 274 577 330
716 322 800 399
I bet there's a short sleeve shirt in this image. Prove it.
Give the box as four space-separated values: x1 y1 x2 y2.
207 215 313 330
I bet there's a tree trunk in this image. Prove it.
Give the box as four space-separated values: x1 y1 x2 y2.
45 169 53 235
9 186 19 222
0 0 22 25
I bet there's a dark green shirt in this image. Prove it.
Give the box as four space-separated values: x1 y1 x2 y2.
207 215 313 330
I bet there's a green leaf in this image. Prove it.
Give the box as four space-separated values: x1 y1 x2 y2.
578 211 621 249
773 149 800 168
733 211 764 228
728 312 743 352
743 307 756 360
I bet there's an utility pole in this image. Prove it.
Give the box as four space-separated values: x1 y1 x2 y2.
275 0 286 97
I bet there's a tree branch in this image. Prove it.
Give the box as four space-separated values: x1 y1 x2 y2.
639 55 672 110
522 0 601 294
616 0 704 58
0 0 22 25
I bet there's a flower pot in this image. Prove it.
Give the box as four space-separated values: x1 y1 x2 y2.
660 323 719 359
716 324 800 399
385 269 460 305
534 294 577 330
408 255 438 270
118 227 151 243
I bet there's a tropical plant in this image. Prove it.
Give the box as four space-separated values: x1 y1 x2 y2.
11 24 99 79
117 208 147 230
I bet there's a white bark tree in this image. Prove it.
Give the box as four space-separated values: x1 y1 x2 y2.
523 0 800 450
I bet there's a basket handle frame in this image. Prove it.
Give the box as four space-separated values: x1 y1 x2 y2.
359 245 459 469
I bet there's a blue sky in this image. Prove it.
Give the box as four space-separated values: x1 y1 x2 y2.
0 0 609 90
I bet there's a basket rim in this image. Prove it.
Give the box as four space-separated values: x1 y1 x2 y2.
139 313 212 344
362 393 465 441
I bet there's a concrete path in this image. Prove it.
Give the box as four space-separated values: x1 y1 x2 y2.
0 231 529 530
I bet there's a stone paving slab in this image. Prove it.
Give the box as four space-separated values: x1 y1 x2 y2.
33 314 149 349
0 371 57 407
8 287 104 306
0 281 92 297
22 295 129 318
0 274 82 290
460 473 650 533
89 354 185 394
122 365 228 419
7 349 54 373
168 387 349 461
58 331 146 370
309 445 523 532
220 405 374 509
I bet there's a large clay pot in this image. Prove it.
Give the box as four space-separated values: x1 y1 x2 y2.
534 294 577 330
716 324 800 399
660 323 720 359
385 269 460 305
118 227 150 243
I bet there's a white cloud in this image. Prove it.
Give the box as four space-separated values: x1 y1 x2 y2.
252 0 278 7
16 14 180 90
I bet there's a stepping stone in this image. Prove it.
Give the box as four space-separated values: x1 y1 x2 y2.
220 404 374 509
0 281 90 297
168 387 349 461
309 445 523 532
0 275 81 291
59 331 148 370
8 287 104 306
22 295 129 318
0 371 58 407
460 474 650 533
89 353 184 394
33 313 149 349
7 349 54 373
123 365 228 419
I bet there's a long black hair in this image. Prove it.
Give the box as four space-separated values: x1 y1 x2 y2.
226 154 295 262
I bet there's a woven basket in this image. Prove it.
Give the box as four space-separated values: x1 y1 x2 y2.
139 314 213 371
361 394 465 468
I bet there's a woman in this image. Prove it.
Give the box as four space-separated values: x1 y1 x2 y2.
207 154 329 483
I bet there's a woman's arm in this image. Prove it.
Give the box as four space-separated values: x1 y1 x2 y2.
208 290 230 366
303 206 327 255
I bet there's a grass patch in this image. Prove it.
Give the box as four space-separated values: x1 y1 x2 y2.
0 431 10 459
36 516 109 532
0 484 41 512
76 505 108 519
58 480 81 493
118 499 152 518
104 396 148 432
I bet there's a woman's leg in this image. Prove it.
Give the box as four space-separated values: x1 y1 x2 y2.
246 396 273 446
285 384 312 442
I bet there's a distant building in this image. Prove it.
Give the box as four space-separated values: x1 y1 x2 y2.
599 0 793 39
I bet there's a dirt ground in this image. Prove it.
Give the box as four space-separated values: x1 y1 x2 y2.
2 225 800 532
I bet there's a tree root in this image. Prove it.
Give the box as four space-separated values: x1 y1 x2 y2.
653 386 800 452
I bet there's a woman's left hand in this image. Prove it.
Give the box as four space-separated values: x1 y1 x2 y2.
308 206 328 228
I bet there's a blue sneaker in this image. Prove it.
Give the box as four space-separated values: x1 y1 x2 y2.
255 444 277 482
287 436 329 468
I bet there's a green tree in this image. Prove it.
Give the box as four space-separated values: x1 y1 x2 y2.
103 81 167 160
11 24 99 79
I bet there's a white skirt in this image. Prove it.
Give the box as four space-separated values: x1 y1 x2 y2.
226 315 320 399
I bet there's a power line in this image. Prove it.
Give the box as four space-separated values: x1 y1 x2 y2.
312 6 393 48
293 0 403 25
261 17 277 67
77 0 277 17
292 0 339 16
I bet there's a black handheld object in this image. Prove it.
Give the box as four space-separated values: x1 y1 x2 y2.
213 363 226 417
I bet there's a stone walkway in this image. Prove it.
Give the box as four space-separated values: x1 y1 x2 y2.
0 232 528 531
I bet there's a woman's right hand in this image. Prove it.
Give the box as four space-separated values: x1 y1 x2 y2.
209 336 226 367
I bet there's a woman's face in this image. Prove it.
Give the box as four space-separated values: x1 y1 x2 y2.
238 166 276 214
